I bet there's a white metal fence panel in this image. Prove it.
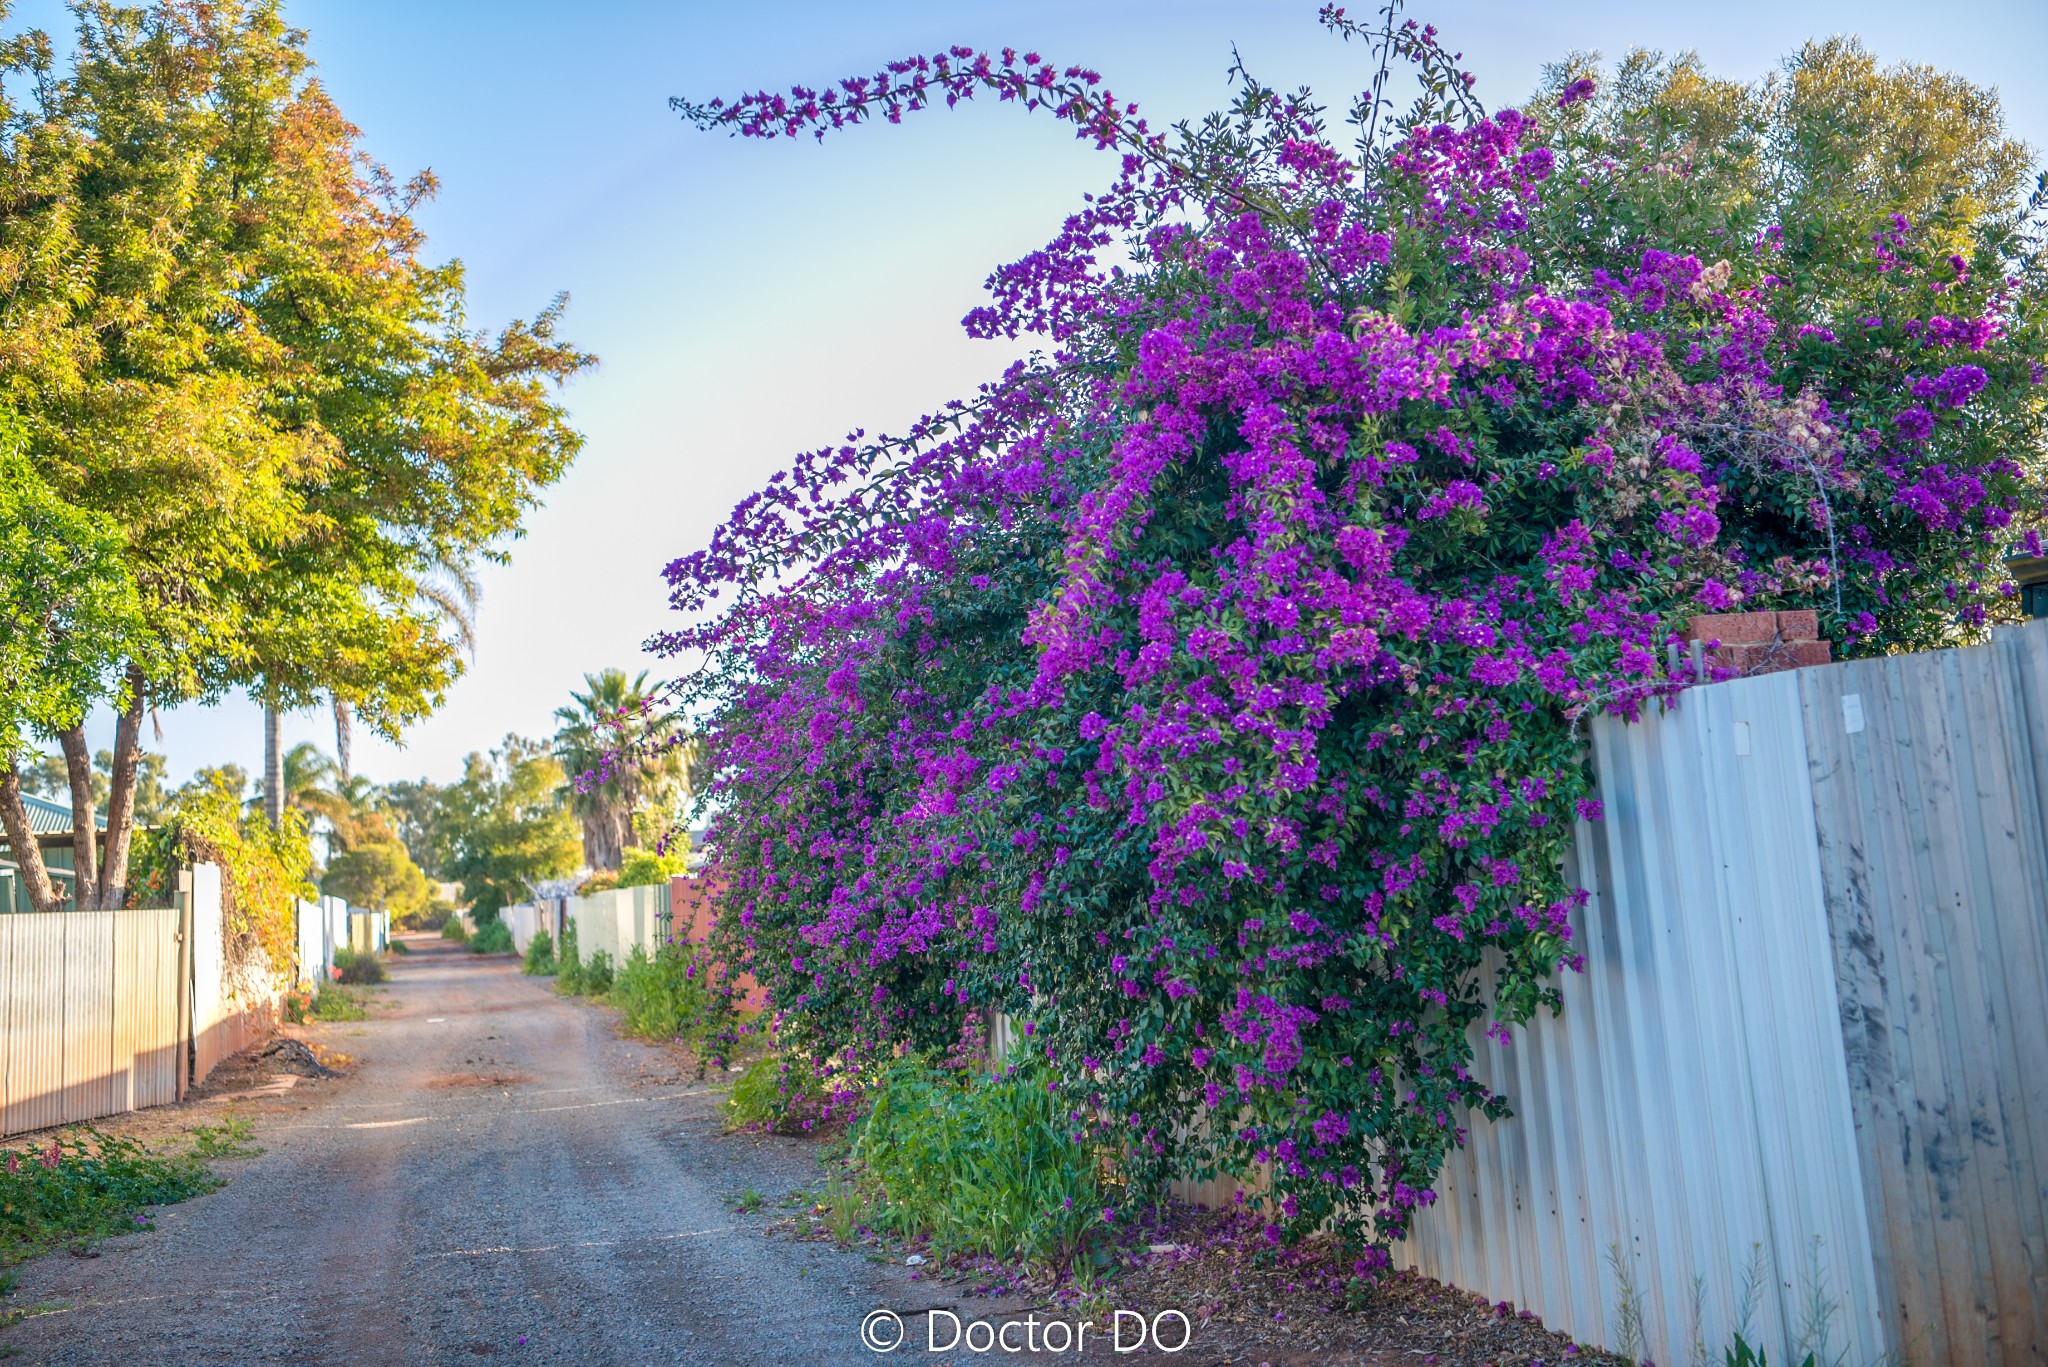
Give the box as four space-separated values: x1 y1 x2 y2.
187 863 276 1085
325 897 348 974
1396 673 1886 1367
294 899 325 988
566 883 670 969
185 864 227 1082
503 902 542 954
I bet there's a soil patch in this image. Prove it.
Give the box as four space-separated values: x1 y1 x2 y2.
424 1073 536 1089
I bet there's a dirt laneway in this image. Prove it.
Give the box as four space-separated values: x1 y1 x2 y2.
4 938 917 1366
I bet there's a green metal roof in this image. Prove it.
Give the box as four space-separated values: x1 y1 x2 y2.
18 793 106 836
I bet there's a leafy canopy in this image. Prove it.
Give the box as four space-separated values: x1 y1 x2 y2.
439 734 582 921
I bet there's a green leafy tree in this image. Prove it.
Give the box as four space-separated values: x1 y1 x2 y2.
0 0 592 907
617 844 689 889
375 777 449 879
130 769 313 969
21 748 169 823
320 815 430 918
248 742 340 824
439 734 580 921
0 447 141 913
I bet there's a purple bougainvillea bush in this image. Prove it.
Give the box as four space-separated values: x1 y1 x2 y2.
647 9 2048 1260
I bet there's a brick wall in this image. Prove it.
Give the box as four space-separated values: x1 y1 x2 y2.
1684 610 1832 676
668 874 766 1012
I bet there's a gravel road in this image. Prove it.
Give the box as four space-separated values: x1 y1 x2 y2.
4 937 929 1366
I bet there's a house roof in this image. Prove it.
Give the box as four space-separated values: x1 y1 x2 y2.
18 793 107 837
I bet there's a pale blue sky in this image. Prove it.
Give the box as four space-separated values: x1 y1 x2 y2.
29 0 2048 789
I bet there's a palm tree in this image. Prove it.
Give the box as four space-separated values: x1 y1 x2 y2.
552 669 688 872
250 742 343 826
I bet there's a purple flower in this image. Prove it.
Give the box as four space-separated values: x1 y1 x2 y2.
1894 406 1936 442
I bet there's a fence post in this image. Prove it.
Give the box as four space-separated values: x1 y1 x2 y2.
174 867 193 1099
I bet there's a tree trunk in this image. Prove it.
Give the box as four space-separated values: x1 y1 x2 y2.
97 664 146 909
56 725 99 900
0 762 63 914
332 695 353 783
264 703 283 829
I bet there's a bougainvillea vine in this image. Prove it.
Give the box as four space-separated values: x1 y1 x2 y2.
640 7 2048 1261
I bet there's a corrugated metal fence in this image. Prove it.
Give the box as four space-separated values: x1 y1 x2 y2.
0 904 184 1135
1400 669 1887 1367
503 885 670 965
1387 621 2048 1367
1800 626 2048 1367
2 866 392 1137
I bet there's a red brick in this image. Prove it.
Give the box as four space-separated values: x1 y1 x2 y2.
1776 609 1819 641
1708 643 1766 672
1709 638 1833 676
1686 611 1778 644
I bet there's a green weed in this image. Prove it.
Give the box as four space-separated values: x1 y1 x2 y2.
467 920 514 955
332 946 387 985
819 1171 864 1246
309 986 368 1022
440 918 470 943
187 1117 260 1161
609 942 729 1058
852 1058 1104 1267
521 927 557 976
1725 1336 1818 1367
1608 1243 1647 1364
0 1130 220 1267
725 1054 829 1133
555 921 583 994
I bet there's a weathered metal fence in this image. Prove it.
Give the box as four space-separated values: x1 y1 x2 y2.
2 866 389 1137
0 904 185 1135
1391 620 2048 1367
503 883 670 965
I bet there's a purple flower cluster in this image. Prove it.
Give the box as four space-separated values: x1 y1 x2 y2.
656 13 2044 1258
